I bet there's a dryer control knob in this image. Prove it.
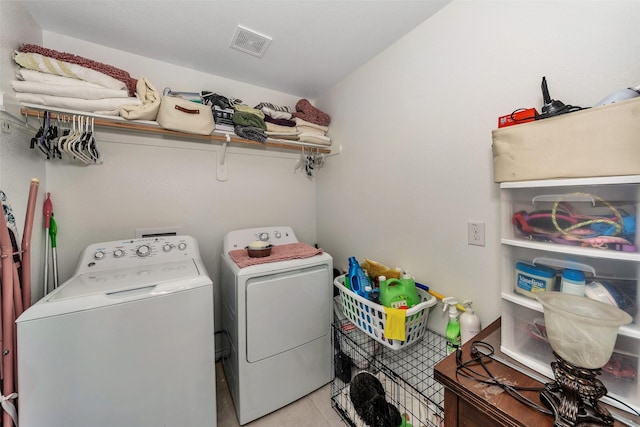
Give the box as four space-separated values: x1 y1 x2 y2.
136 245 151 257
113 249 125 258
178 242 187 251
259 232 269 241
94 251 105 260
274 231 281 239
163 244 172 252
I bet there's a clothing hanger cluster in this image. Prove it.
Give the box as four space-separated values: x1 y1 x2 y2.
294 147 325 177
29 111 102 165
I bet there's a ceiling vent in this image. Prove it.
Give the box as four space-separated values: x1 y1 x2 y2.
230 25 272 58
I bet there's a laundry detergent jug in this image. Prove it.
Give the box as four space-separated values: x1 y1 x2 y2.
380 272 420 309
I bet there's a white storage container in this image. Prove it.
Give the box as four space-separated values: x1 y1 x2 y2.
499 176 640 414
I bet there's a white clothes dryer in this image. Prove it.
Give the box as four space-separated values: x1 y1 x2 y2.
16 235 216 427
220 226 333 425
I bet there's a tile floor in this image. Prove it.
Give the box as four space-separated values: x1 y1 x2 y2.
215 361 346 427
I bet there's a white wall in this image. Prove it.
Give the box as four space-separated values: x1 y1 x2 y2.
316 0 640 333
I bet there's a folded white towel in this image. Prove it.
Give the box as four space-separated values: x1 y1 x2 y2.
16 68 106 88
12 80 129 100
294 117 328 133
266 122 298 133
298 133 331 145
120 77 161 121
15 92 141 115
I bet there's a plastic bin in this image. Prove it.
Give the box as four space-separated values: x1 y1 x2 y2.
334 274 436 350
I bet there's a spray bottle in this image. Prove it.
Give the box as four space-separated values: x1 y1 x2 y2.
443 297 461 354
460 300 481 344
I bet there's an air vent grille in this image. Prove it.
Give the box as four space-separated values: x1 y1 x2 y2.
230 25 272 58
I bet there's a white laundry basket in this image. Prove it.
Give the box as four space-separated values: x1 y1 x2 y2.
334 275 436 350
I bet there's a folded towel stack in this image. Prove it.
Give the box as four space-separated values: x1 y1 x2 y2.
12 44 143 116
293 99 332 145
233 104 267 143
254 102 299 141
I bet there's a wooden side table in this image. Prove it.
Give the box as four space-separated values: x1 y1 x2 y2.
434 318 636 427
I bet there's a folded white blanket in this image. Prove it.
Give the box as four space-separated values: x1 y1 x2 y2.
120 77 161 121
12 80 129 100
294 117 328 133
15 92 141 115
298 133 331 145
297 126 327 136
14 51 127 91
16 68 106 88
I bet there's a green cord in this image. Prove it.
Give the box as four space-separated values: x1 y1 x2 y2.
551 192 623 237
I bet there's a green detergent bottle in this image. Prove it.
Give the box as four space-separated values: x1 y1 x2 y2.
379 271 420 309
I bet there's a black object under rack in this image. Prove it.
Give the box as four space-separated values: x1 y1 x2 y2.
331 317 447 427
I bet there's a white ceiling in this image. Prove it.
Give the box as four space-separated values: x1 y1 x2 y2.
17 0 450 99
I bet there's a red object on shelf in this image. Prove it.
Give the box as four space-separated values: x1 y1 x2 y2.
498 108 538 128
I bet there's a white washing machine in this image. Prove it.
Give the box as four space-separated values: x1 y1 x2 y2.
16 235 216 427
220 226 333 425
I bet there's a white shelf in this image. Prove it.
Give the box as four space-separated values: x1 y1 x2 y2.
501 238 640 262
14 102 335 154
500 175 640 189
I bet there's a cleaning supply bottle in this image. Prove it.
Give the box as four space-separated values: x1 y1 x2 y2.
348 256 371 299
460 300 481 344
443 297 461 354
379 271 420 309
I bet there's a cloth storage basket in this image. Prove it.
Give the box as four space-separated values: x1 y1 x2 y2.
492 97 640 182
334 274 436 350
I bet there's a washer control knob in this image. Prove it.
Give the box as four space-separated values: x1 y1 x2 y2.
274 231 281 239
259 232 269 241
113 249 125 258
163 244 172 252
136 245 151 257
94 250 105 260
178 242 187 251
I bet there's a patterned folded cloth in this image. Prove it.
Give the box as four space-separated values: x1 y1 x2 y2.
292 98 330 126
259 105 293 120
234 125 267 143
201 92 232 109
229 242 323 268
254 102 293 113
17 44 137 95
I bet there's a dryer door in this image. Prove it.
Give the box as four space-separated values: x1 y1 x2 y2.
245 264 331 363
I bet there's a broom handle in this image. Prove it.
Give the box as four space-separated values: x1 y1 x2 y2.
21 178 39 309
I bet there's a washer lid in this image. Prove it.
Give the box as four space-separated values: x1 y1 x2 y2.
17 259 211 322
51 259 201 301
